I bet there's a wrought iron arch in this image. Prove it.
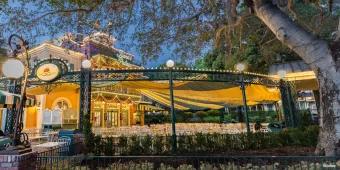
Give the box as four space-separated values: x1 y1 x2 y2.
7 68 281 87
0 67 296 129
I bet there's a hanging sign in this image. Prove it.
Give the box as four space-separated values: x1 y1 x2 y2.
34 58 68 82
36 63 61 82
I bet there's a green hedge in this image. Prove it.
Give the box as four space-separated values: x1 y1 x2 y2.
145 110 278 124
92 126 319 155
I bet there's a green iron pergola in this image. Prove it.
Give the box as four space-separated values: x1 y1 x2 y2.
4 68 280 85
0 67 297 152
0 67 296 123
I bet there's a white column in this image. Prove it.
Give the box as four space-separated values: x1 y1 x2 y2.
1 109 7 131
263 104 268 111
36 94 46 129
23 108 27 129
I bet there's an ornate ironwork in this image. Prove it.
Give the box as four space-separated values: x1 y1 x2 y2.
279 80 297 127
0 66 288 134
4 80 20 135
239 73 250 133
5 34 31 149
16 68 280 86
79 68 91 131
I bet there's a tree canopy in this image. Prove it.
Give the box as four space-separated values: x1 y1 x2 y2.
0 0 338 67
1 0 340 156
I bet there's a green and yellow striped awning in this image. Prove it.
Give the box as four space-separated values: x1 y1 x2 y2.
0 90 35 107
0 90 21 105
123 81 280 111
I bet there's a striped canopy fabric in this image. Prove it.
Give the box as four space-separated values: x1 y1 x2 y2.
26 81 280 111
0 90 35 107
121 81 280 110
0 90 21 105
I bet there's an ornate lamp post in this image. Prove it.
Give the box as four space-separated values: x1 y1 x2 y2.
79 59 92 131
2 59 24 136
166 59 177 153
2 34 31 150
235 63 250 133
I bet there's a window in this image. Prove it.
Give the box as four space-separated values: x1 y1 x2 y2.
55 99 69 110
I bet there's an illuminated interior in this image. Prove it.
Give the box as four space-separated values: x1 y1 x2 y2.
0 32 285 131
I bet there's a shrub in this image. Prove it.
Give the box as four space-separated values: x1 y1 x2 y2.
195 111 208 119
83 114 95 154
141 135 152 154
296 110 313 127
93 135 103 155
224 114 233 122
103 137 114 156
128 135 143 155
177 135 187 154
206 110 221 116
118 136 128 155
153 135 164 154
88 126 319 155
143 110 280 124
176 112 193 122
202 116 220 123
145 113 169 124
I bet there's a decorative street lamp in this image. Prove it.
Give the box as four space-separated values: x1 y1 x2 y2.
2 59 25 79
166 59 177 153
277 70 287 80
235 63 250 133
82 59 92 69
235 63 246 73
2 59 24 137
2 34 31 151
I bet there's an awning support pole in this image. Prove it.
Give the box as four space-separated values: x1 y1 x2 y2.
79 68 92 131
279 80 297 127
240 73 251 133
169 69 177 153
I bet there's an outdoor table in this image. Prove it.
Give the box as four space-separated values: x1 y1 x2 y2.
29 135 48 142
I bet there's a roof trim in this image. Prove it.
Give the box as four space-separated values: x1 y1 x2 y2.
26 43 84 58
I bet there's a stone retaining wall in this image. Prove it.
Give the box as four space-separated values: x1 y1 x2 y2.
0 151 37 170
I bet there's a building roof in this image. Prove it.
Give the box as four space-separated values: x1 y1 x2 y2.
269 60 311 75
19 42 84 59
269 60 318 90
60 32 135 63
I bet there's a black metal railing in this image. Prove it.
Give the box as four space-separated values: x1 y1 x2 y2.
36 155 339 170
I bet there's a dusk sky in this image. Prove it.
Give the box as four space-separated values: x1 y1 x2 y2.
1 1 209 68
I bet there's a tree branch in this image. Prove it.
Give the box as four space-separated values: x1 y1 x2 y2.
33 8 94 23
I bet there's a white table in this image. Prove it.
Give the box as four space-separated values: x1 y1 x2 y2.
29 135 48 144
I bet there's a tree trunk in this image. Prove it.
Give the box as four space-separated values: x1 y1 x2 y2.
253 0 340 156
312 90 320 115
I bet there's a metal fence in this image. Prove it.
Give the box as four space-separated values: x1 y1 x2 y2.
36 156 339 170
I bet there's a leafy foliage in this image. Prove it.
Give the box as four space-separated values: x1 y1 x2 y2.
145 110 278 124
88 126 319 155
296 110 314 128
83 113 95 154
1 0 337 66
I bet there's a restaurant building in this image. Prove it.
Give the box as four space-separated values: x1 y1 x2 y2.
0 32 282 132
0 32 158 130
